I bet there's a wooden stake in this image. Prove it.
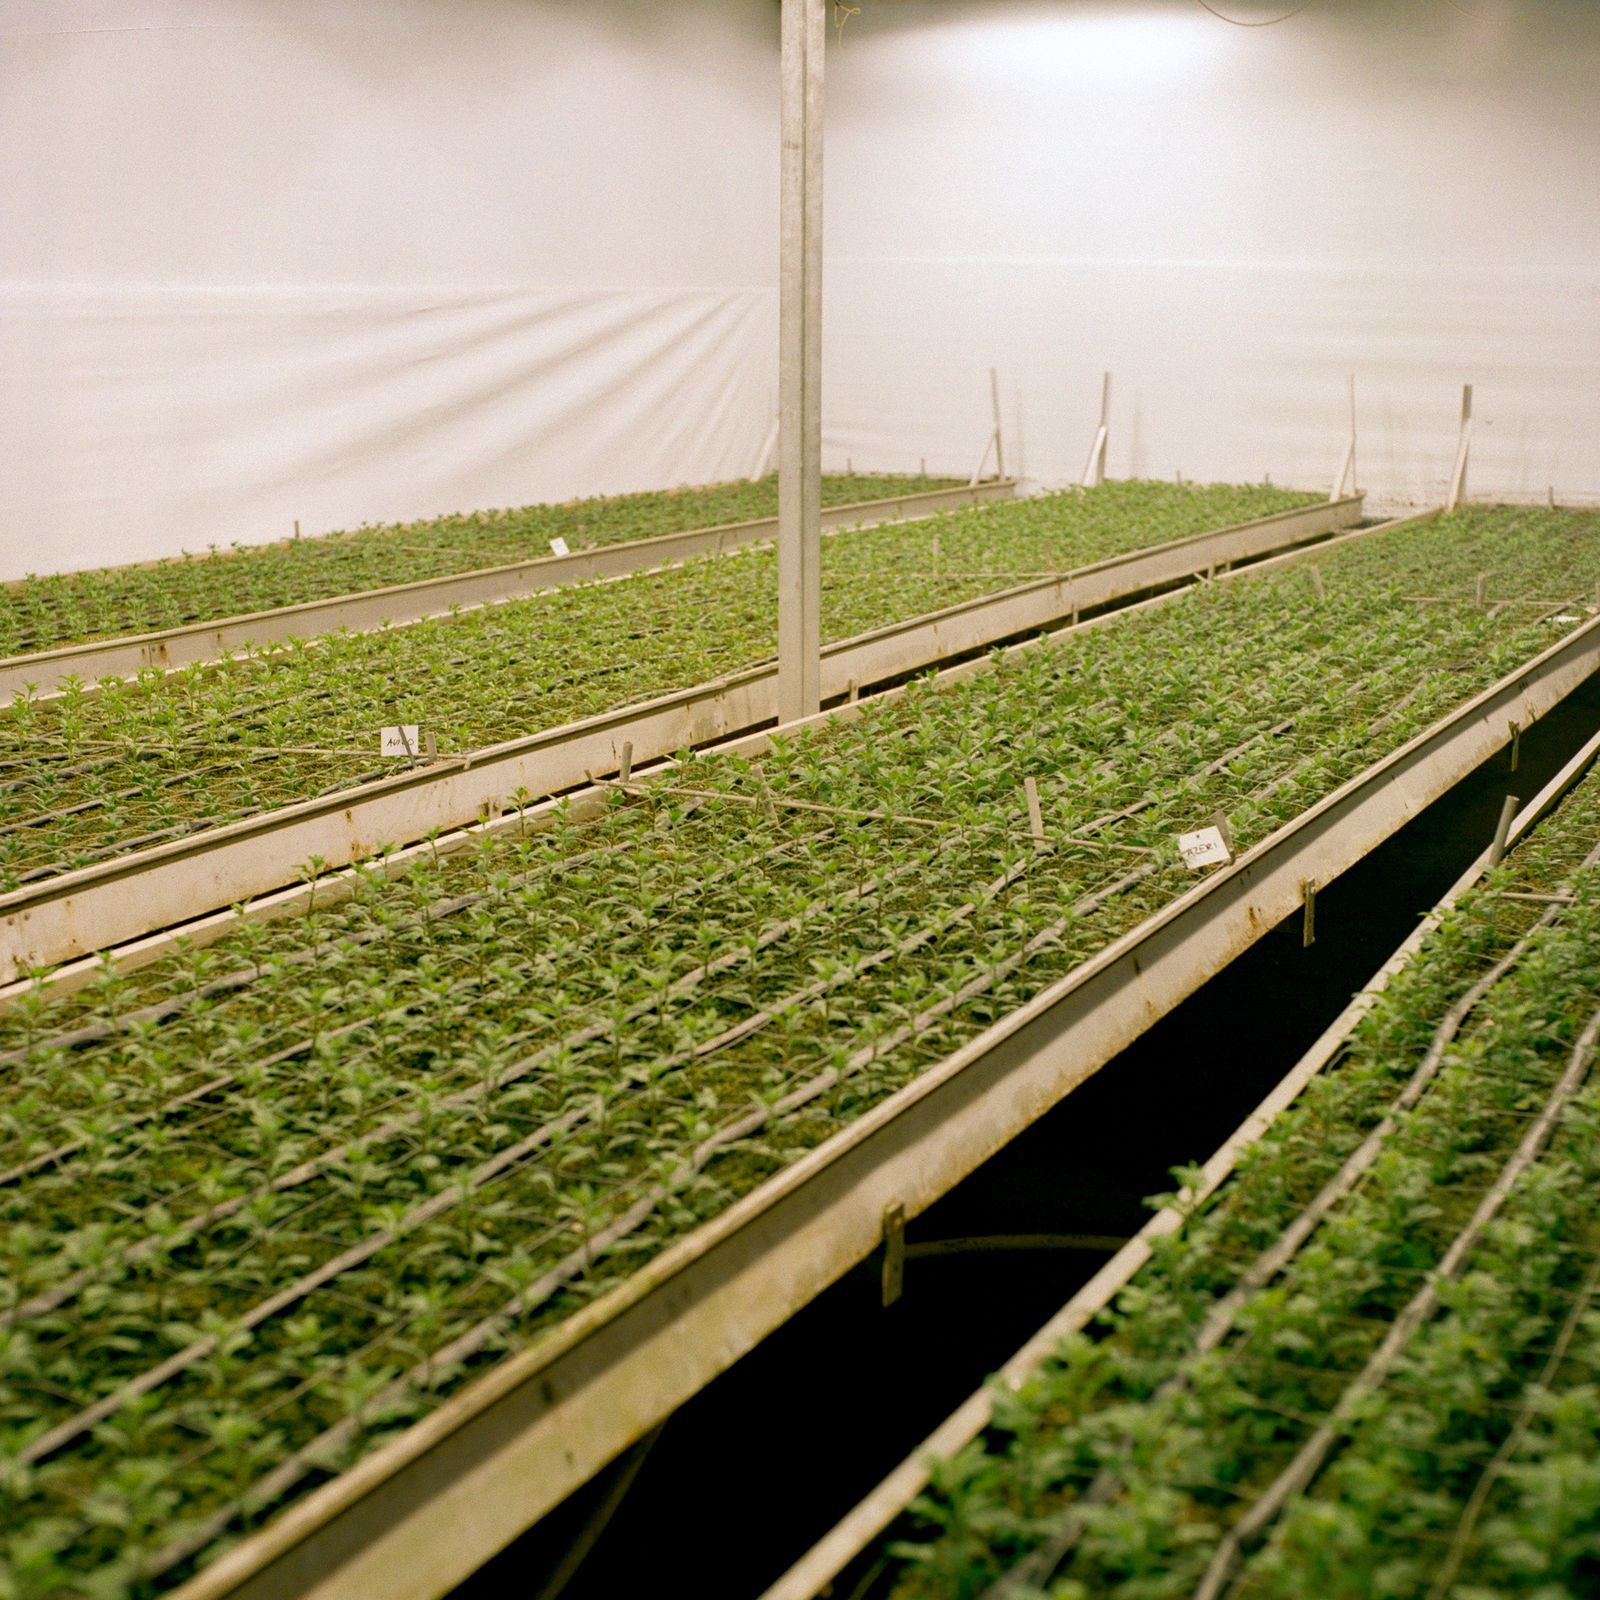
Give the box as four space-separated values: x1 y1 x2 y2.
1080 370 1111 488
1508 721 1521 774
1024 777 1047 850
619 740 633 783
1302 880 1317 948
1211 810 1235 857
969 372 1004 487
423 729 438 761
1310 567 1326 602
1476 572 1488 610
1489 793 1520 868
990 367 1005 481
1446 383 1473 512
293 519 301 539
1330 373 1357 502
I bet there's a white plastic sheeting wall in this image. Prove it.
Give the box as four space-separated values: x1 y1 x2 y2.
822 0 1600 509
7 0 1600 580
0 0 779 577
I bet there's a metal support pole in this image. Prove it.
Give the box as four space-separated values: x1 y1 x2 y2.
778 0 824 725
1081 370 1110 488
1446 383 1473 513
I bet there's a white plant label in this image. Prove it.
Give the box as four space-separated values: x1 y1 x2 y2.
1178 825 1232 872
549 536 571 558
381 725 421 758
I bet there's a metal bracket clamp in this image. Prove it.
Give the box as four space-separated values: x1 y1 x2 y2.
881 1201 906 1307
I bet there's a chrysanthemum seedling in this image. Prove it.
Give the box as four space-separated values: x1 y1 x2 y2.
4 503 1600 1594
1 473 963 660
2 480 1320 888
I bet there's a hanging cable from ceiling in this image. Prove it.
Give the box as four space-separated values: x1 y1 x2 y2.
1192 0 1318 24
1439 0 1511 19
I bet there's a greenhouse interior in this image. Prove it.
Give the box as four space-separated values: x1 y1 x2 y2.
5 1 1600 1596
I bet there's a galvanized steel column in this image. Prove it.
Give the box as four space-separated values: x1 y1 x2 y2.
778 0 825 724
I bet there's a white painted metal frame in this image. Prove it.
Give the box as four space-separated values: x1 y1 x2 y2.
763 717 1600 1600
0 494 1363 984
0 482 1016 707
777 0 825 725
164 509 1600 1600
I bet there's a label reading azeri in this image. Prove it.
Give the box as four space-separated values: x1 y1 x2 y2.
549 536 571 558
381 724 421 758
1178 825 1232 871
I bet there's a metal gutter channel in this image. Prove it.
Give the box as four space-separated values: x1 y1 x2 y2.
0 495 1361 982
761 723 1600 1600
0 482 1017 705
168 565 1599 1600
0 580 1215 1008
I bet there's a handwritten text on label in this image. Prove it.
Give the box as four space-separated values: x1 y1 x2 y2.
1178 825 1232 872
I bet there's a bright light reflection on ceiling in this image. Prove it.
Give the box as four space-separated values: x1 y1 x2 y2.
891 6 1224 86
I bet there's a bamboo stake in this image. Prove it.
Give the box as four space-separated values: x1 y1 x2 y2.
1024 777 1047 850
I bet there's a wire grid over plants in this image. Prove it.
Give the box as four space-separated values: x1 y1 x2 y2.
0 506 1598 1596
0 480 1315 891
0 473 959 659
882 760 1600 1600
